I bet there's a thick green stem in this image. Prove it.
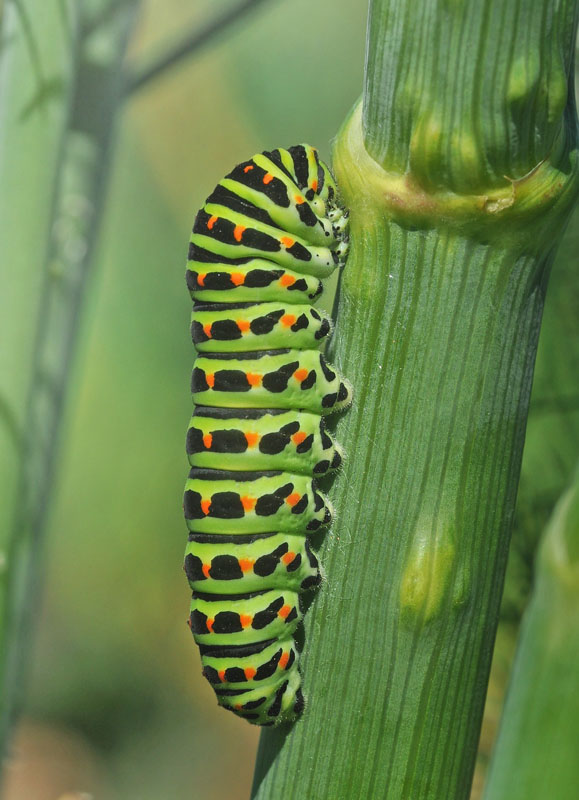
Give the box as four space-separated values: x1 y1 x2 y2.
364 0 577 193
483 467 579 800
252 2 578 798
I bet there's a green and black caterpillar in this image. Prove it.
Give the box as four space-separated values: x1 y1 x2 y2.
184 144 351 725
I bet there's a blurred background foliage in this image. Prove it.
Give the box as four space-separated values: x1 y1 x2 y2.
0 0 576 798
1 1 365 798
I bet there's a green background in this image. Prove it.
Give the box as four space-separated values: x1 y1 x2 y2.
2 1 365 798
2 1 577 798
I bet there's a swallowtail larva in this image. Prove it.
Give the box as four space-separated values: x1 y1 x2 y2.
184 144 350 725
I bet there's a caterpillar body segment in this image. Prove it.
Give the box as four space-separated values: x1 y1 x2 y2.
186 407 343 476
186 259 324 304
183 468 333 535
185 531 321 595
193 208 339 276
191 302 332 353
199 636 298 691
212 649 303 723
189 586 303 647
184 144 350 726
191 349 351 413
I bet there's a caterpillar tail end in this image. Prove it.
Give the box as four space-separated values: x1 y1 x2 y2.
216 662 305 727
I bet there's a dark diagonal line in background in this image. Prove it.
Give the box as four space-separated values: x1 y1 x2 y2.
125 0 272 96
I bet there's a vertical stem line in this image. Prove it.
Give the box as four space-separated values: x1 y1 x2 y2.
0 0 140 763
0 0 80 754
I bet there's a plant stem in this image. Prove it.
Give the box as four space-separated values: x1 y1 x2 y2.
483 466 579 800
252 2 578 798
364 0 577 193
0 0 139 765
0 0 79 754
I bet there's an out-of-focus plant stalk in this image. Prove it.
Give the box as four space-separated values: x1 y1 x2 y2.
0 0 79 756
0 0 139 765
483 466 579 800
252 1 579 798
0 0 270 768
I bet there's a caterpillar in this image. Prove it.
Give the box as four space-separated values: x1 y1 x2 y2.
184 144 350 726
